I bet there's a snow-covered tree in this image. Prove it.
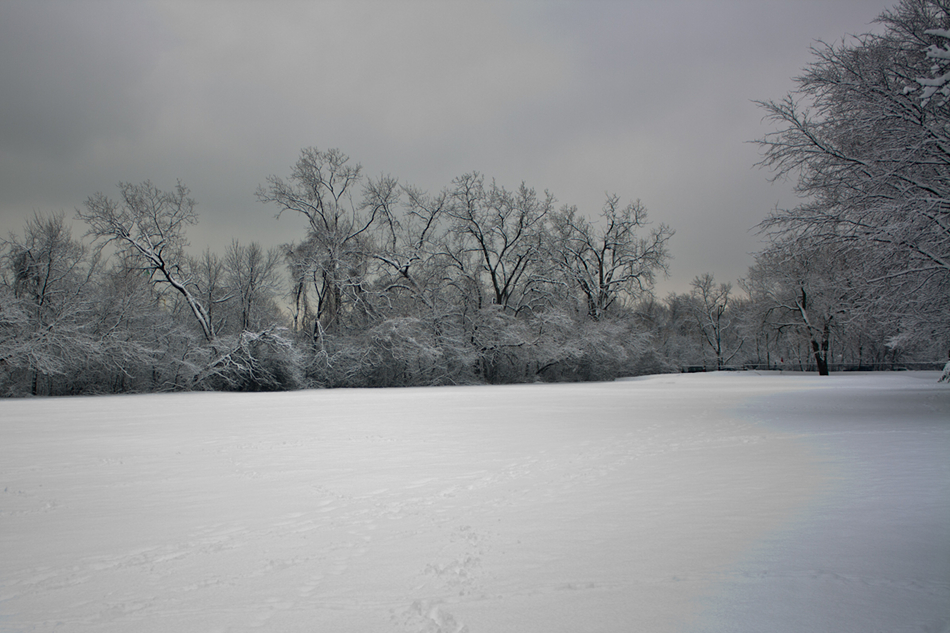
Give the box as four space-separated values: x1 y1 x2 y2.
361 176 450 314
443 173 552 314
548 196 672 320
257 148 378 339
689 273 744 371
223 240 284 333
911 24 950 105
0 213 101 394
755 0 950 373
183 249 231 338
77 181 216 342
743 242 852 376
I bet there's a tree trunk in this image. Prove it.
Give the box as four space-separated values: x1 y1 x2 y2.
811 322 830 376
318 270 342 333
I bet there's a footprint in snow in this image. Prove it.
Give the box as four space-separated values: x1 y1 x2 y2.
396 599 469 633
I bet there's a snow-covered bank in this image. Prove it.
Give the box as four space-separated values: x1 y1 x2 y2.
1 372 947 632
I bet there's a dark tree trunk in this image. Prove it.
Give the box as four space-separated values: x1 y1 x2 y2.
811 322 830 376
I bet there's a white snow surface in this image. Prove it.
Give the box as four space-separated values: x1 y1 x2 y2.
1 371 948 633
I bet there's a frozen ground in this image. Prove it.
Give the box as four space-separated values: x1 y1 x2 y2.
0 371 947 633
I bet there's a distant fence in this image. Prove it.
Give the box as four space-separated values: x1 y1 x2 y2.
681 361 946 373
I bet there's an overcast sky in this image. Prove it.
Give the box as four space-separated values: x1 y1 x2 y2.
0 0 894 295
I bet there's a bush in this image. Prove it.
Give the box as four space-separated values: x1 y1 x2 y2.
195 329 305 392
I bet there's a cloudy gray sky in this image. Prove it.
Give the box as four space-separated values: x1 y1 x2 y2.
0 0 893 295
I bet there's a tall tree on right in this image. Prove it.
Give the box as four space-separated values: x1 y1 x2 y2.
755 0 950 373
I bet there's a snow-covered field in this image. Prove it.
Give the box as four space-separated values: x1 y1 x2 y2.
1 372 948 633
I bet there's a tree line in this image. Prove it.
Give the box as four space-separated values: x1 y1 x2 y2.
1 0 947 396
0 157 679 395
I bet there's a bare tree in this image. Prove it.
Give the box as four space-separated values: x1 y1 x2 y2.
188 249 231 337
257 148 379 339
445 173 552 313
362 176 449 312
549 196 673 320
689 273 744 371
223 240 283 332
77 181 216 341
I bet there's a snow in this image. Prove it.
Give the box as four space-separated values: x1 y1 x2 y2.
1 372 948 633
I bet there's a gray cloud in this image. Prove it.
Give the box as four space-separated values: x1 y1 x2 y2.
0 0 894 294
